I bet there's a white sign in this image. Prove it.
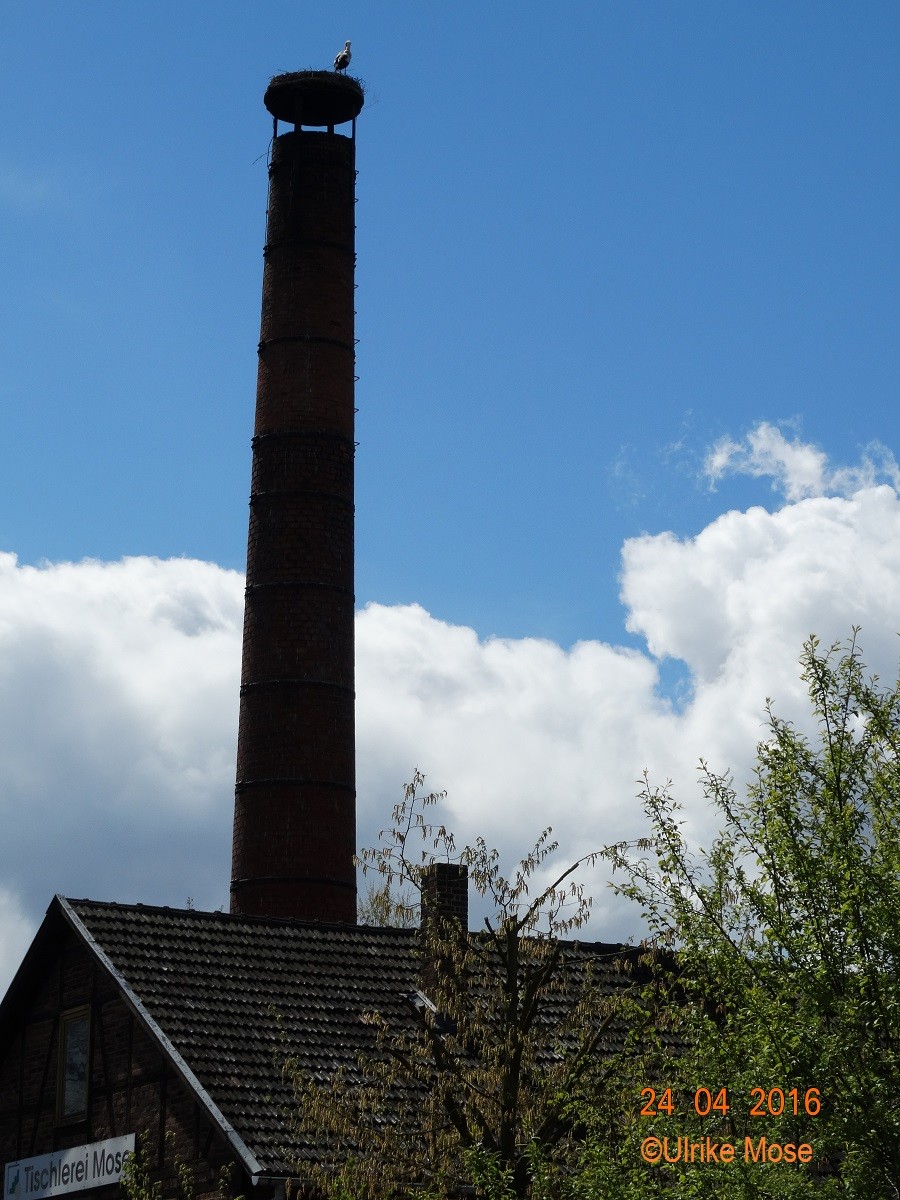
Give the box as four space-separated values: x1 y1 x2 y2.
4 1134 135 1200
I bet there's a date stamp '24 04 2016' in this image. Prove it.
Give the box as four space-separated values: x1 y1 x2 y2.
638 1087 821 1167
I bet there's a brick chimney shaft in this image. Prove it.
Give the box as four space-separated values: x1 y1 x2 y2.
231 73 364 922
419 863 469 999
420 863 469 930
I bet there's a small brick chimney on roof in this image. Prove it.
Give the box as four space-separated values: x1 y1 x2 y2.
230 72 364 924
420 863 469 931
419 863 469 999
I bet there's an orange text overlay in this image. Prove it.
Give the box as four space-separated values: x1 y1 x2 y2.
640 1136 813 1166
641 1086 822 1118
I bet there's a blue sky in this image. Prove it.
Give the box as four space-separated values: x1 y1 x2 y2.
2 2 896 644
1 3 899 987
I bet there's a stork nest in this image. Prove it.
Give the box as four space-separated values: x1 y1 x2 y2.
264 70 365 127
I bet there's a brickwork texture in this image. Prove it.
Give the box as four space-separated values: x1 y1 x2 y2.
231 126 359 923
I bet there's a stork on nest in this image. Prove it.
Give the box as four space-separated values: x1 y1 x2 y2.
333 41 351 73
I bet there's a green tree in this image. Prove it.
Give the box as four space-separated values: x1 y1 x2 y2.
355 877 417 927
284 636 900 1199
281 772 647 1200
601 633 900 1199
120 1131 243 1200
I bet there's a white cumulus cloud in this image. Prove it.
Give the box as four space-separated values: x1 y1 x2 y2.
2 430 900 994
0 553 244 927
704 421 900 501
0 888 35 996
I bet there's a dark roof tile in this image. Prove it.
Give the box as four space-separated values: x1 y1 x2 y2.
64 898 640 1177
67 900 421 1173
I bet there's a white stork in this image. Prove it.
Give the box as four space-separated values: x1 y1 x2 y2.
333 41 352 73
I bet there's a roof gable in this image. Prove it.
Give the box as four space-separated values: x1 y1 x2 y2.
3 898 640 1180
65 900 421 1175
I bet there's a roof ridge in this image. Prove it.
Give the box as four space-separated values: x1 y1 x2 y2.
65 896 419 937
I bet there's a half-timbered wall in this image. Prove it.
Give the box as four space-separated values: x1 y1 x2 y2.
0 931 246 1200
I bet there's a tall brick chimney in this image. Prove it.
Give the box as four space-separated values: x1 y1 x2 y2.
230 72 364 923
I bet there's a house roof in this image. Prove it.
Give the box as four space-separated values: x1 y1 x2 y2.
1 897 642 1181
